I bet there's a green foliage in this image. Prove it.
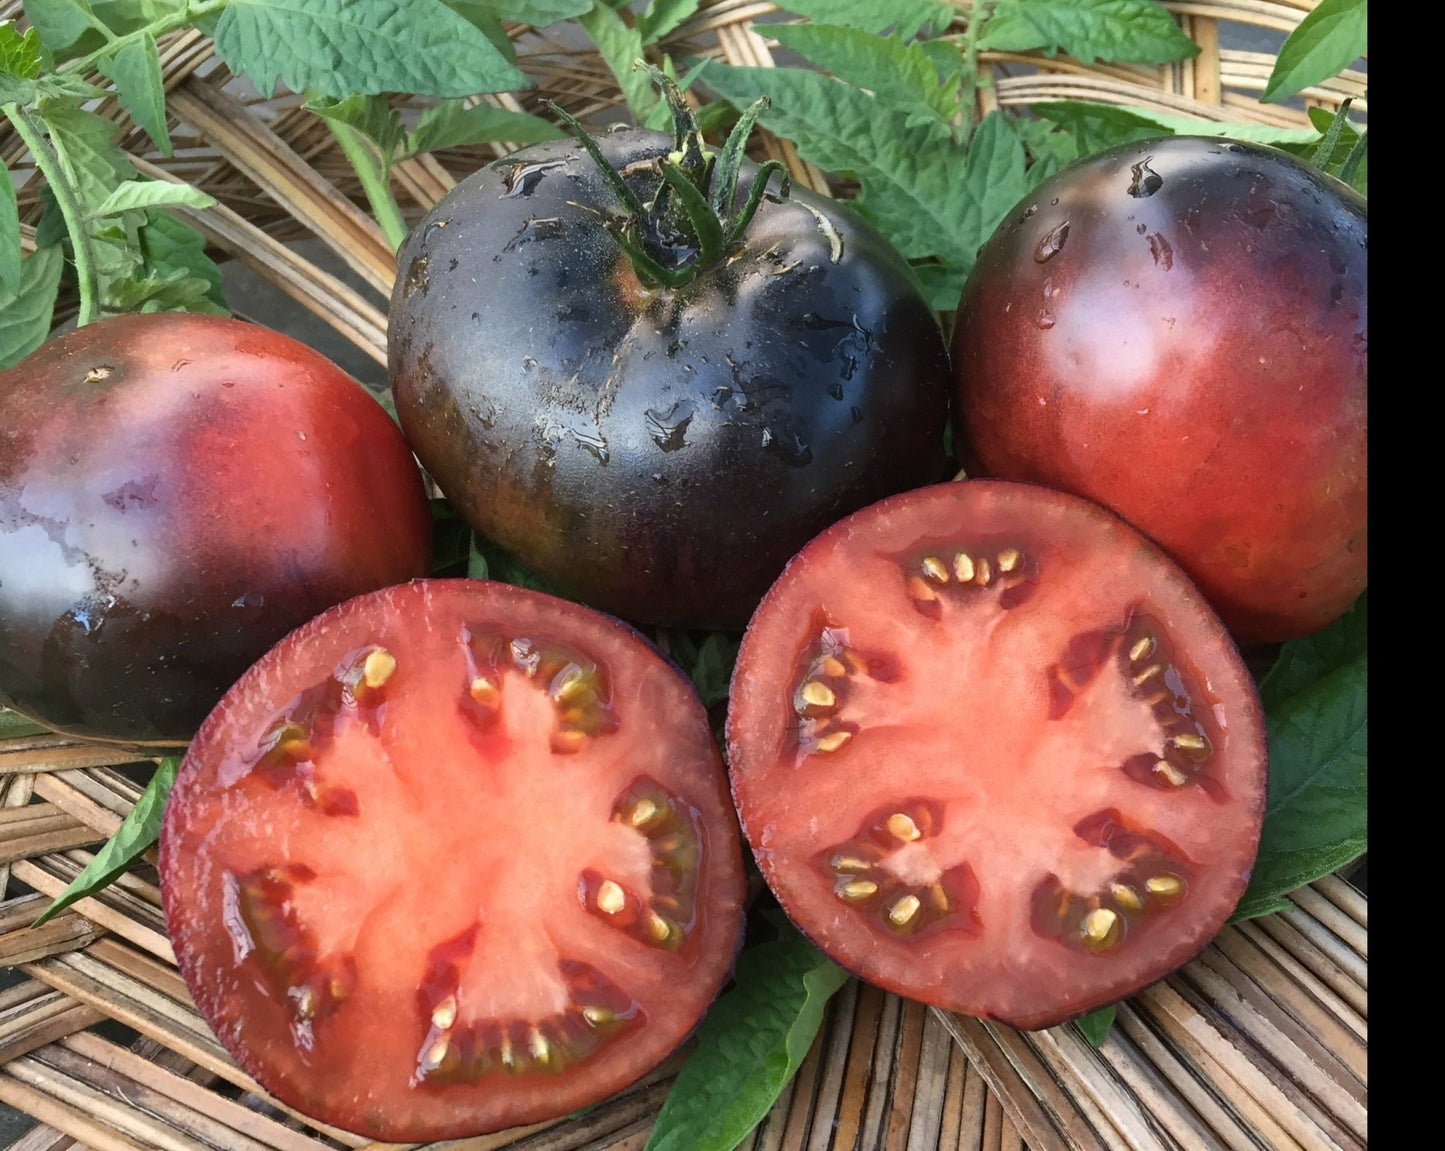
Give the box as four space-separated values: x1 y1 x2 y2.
578 2 656 124
772 0 953 39
408 100 564 155
213 0 531 98
1232 595 1368 921
644 927 849 1151
98 32 171 153
1262 0 1366 104
979 0 1199 65
1076 1005 1116 1046
767 23 961 122
0 244 64 367
33 758 181 926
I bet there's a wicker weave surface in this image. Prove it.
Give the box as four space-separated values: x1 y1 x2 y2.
1 2 1365 1147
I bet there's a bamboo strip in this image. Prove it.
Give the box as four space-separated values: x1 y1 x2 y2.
1208 928 1366 1079
955 1049 989 1150
31 769 141 838
884 998 928 1149
1230 920 1366 1040
937 1013 1107 1151
0 912 103 967
0 991 104 1066
806 977 859 1151
834 980 888 1148
0 1074 153 1151
1311 875 1366 929
905 1008 951 1150
0 737 146 777
10 859 173 964
168 80 396 294
1249 916 1367 1014
1187 944 1365 1101
858 985 907 1146
0 823 103 868
61 1033 334 1151
4 1123 81 1151
1275 905 1367 984
23 1042 279 1151
128 157 390 364
1132 981 1327 1151
1027 1026 1174 1150
0 772 35 897
1163 972 1363 1150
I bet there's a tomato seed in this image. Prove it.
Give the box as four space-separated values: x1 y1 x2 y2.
1146 875 1184 898
362 648 397 688
953 552 975 581
921 555 949 582
799 680 836 708
1128 635 1154 662
839 879 879 901
886 812 921 842
596 880 626 914
997 547 1022 573
888 894 921 927
974 556 993 586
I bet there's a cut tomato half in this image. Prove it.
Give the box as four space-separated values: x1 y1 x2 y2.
726 481 1267 1029
160 580 746 1141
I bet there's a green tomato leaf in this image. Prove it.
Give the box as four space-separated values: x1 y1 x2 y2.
407 99 564 157
478 0 592 23
768 23 957 122
0 244 64 368
1261 0 1366 104
98 32 171 155
1232 601 1367 922
213 0 531 99
772 0 953 39
306 92 406 160
637 0 698 45
137 208 228 309
705 64 1026 288
578 2 655 124
20 0 98 53
1076 1004 1116 1046
0 707 50 737
0 158 19 296
37 99 132 203
438 0 516 61
1 21 44 79
33 758 180 926
88 178 217 218
645 928 849 1151
980 0 1199 66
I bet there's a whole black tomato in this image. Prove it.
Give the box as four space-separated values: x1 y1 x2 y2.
388 90 951 629
0 312 433 746
951 137 1366 644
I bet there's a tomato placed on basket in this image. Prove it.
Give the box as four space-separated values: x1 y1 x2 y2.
726 481 1267 1029
951 137 1367 644
0 312 432 746
159 579 747 1141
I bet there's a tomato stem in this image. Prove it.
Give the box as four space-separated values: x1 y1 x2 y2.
547 62 791 290
3 104 102 325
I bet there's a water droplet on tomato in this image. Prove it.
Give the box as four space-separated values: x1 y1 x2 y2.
504 216 565 252
1034 222 1070 263
1128 160 1162 198
644 404 693 452
501 160 566 198
760 426 812 468
574 428 609 464
403 256 429 299
1036 311 1056 331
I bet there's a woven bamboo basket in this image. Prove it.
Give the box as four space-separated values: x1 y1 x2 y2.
0 1 1366 1148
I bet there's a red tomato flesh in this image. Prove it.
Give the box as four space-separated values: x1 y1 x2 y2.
726 481 1267 1029
160 580 746 1141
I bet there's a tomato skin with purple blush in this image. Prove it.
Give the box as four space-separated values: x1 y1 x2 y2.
0 312 432 746
726 480 1267 1030
951 137 1366 644
159 578 747 1142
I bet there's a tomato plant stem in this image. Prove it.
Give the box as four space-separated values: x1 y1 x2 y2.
324 117 409 252
957 0 997 148
3 104 101 325
63 0 230 78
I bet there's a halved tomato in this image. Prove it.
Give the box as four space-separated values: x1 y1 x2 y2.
726 481 1267 1030
159 580 746 1141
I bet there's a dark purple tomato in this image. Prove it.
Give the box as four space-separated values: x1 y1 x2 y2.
0 312 433 746
951 137 1366 644
388 126 951 630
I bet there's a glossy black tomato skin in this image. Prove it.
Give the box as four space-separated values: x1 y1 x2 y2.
389 127 951 629
951 137 1366 644
0 312 433 746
